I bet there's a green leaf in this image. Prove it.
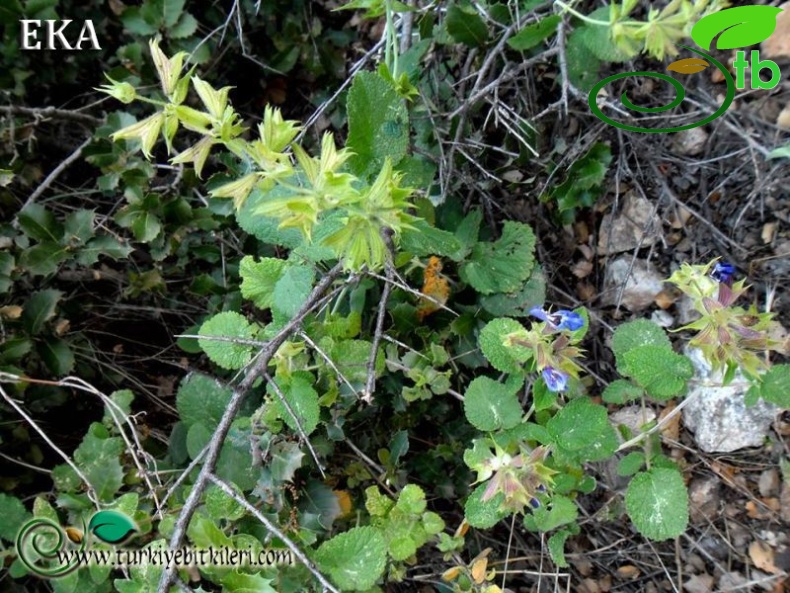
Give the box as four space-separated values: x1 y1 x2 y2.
198 311 256 370
691 5 783 51
508 15 560 50
0 494 30 542
531 495 578 532
611 319 671 376
269 440 305 482
446 3 489 47
463 376 523 431
346 71 409 179
314 526 387 591
574 7 634 62
162 0 185 27
220 571 277 593
272 265 315 320
239 256 286 310
17 203 63 243
170 12 198 38
268 373 320 435
625 468 689 541
19 243 69 275
63 210 95 245
478 317 530 373
546 142 612 223
453 209 483 259
622 346 693 400
617 452 646 476
176 372 233 431
547 397 614 459
88 510 137 544
236 187 305 248
460 221 536 295
747 364 790 408
21 288 62 334
547 529 572 567
115 205 162 242
566 29 602 92
767 144 790 160
75 236 133 266
38 337 75 376
602 379 643 404
400 219 463 259
480 269 546 317
464 484 509 528
72 424 124 501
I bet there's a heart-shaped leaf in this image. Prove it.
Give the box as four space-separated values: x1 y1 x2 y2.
88 510 137 544
691 6 783 50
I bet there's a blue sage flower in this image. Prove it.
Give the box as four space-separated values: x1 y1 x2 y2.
529 497 541 509
711 261 735 285
529 306 584 332
542 366 568 392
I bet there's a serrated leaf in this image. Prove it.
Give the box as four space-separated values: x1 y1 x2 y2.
617 452 646 476
19 243 69 275
220 571 277 593
531 495 578 532
236 187 305 248
547 530 571 567
115 205 161 242
611 319 671 376
626 468 688 541
76 235 133 265
0 494 30 542
176 372 233 430
239 256 286 310
400 219 463 258
480 269 546 317
464 484 509 528
460 221 536 295
464 376 523 431
691 5 782 51
508 15 560 50
574 7 634 62
446 3 489 47
622 345 693 400
269 440 305 482
315 526 387 591
268 373 320 435
17 203 63 243
72 424 124 501
478 317 530 373
88 510 137 544
547 397 609 453
63 210 95 245
747 364 790 408
273 264 315 320
198 311 256 370
162 0 185 27
602 379 643 404
21 289 62 335
346 71 409 179
169 12 198 38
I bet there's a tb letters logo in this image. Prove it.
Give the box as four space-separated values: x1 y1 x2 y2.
589 6 784 133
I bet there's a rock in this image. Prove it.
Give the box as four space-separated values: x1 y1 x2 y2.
758 468 780 497
781 482 790 523
682 348 781 453
650 309 674 328
603 258 665 310
610 405 656 438
671 127 709 156
688 476 720 523
598 192 661 254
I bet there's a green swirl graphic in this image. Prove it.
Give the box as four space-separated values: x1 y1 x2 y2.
588 45 736 133
15 517 83 578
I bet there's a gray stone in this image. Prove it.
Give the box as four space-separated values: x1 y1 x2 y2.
598 192 661 254
682 347 780 453
603 257 665 311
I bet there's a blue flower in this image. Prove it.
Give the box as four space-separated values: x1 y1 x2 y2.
529 497 541 509
542 367 568 392
711 261 735 285
529 306 584 332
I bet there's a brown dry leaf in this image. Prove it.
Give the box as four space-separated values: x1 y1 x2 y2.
0 305 22 319
470 557 488 584
749 540 780 574
655 290 678 309
416 256 450 320
659 401 680 441
441 567 461 582
575 221 590 243
579 578 601 593
333 490 353 518
762 2 790 58
572 260 594 279
616 565 640 579
777 105 790 129
54 318 70 336
454 519 470 538
684 574 714 593
762 222 778 244
577 282 596 301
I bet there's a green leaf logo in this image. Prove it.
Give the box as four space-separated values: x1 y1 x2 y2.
691 6 783 51
88 510 137 544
